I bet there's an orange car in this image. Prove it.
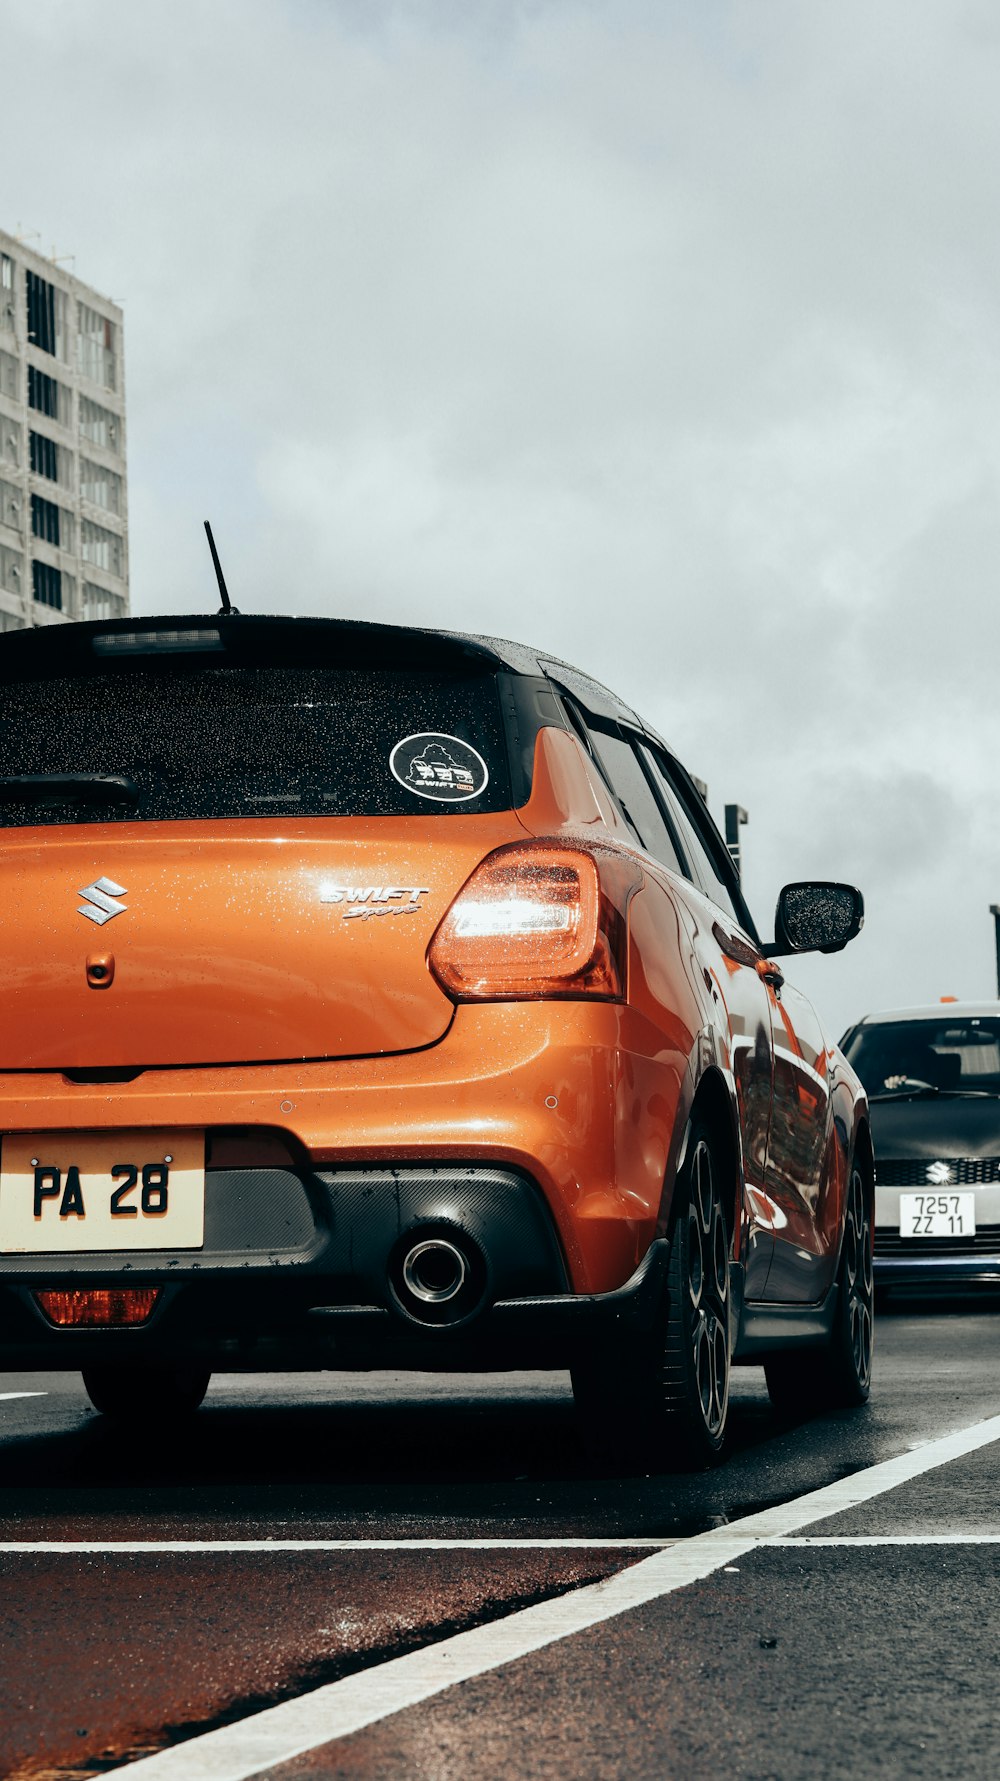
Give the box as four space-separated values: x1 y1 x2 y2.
0 614 871 1466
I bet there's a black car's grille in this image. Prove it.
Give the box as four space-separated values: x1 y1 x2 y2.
875 1224 1000 1257
875 1157 1000 1188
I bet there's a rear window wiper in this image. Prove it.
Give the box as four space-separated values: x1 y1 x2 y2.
0 774 140 806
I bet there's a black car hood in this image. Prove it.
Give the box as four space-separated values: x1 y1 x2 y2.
871 1097 1000 1159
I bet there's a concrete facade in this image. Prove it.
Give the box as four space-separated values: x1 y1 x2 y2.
0 227 129 633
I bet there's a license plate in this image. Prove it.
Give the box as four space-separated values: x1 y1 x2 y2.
899 1191 976 1238
0 1131 205 1254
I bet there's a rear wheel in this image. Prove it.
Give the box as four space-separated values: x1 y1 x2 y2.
573 1117 734 1471
764 1159 874 1414
82 1364 211 1424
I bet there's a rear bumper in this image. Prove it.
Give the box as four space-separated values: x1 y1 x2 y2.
0 1226 672 1373
0 1002 686 1299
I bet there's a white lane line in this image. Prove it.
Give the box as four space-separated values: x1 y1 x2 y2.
0 1391 46 1401
0 1538 674 1554
772 1534 1000 1545
102 1409 1000 1781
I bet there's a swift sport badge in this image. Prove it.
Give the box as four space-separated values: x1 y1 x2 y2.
320 885 431 922
78 877 128 926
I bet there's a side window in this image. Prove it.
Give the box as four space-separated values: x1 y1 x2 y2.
639 741 756 935
582 718 688 878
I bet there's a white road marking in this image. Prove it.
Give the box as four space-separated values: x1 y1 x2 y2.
0 1391 46 1401
6 1533 997 1555
101 1409 1000 1781
0 1538 673 1554
771 1534 1000 1545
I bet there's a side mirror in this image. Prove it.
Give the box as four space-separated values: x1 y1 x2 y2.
765 881 864 957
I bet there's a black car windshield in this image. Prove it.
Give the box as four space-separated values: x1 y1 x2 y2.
844 1017 1000 1097
0 663 512 824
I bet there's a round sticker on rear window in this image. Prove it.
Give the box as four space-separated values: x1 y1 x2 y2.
389 733 490 803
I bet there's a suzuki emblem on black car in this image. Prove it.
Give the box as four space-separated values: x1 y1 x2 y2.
78 878 128 926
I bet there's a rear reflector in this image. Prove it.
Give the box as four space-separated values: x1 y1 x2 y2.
35 1289 159 1328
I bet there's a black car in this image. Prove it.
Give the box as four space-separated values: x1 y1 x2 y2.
840 1003 1000 1292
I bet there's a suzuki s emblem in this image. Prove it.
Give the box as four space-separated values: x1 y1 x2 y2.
78 877 128 926
926 1160 953 1186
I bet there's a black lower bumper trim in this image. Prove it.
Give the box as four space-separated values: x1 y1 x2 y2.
0 1241 672 1374
875 1257 1000 1289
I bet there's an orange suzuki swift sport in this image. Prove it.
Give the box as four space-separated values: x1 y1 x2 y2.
0 614 872 1467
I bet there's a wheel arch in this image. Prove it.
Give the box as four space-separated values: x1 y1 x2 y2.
850 1116 876 1250
829 1110 875 1281
852 1117 875 1201
678 1065 742 1248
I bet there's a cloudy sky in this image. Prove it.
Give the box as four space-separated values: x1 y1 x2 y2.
6 0 1000 1033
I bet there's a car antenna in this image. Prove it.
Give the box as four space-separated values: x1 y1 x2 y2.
204 520 240 615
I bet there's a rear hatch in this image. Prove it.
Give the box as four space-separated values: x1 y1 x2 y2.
0 617 519 1069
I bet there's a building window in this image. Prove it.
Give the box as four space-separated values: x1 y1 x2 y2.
29 430 59 483
0 256 13 334
81 518 123 577
26 273 68 360
1 478 22 533
26 270 56 354
82 580 123 621
53 287 68 360
0 348 18 400
79 395 122 454
78 304 117 391
2 416 20 468
30 493 63 547
28 364 70 425
81 457 122 516
31 559 62 609
0 543 22 595
28 364 57 417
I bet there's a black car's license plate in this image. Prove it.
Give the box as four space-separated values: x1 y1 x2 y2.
898 1191 976 1238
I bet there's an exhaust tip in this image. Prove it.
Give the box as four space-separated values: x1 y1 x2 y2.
402 1238 468 1305
389 1226 489 1327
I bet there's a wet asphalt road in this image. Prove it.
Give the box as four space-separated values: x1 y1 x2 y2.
2 1300 1000 1779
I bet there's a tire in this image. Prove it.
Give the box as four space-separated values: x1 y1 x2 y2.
764 1157 874 1415
82 1364 211 1424
572 1116 734 1472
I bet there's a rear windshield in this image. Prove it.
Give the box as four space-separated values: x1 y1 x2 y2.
0 664 512 824
844 1017 1000 1097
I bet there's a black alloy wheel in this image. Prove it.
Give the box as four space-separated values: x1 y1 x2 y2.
661 1122 733 1461
764 1157 874 1413
82 1364 212 1424
840 1160 875 1395
572 1115 734 1471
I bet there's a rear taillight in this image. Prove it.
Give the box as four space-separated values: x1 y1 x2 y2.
35 1289 159 1328
428 840 641 1001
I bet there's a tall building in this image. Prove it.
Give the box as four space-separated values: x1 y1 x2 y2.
0 227 129 634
